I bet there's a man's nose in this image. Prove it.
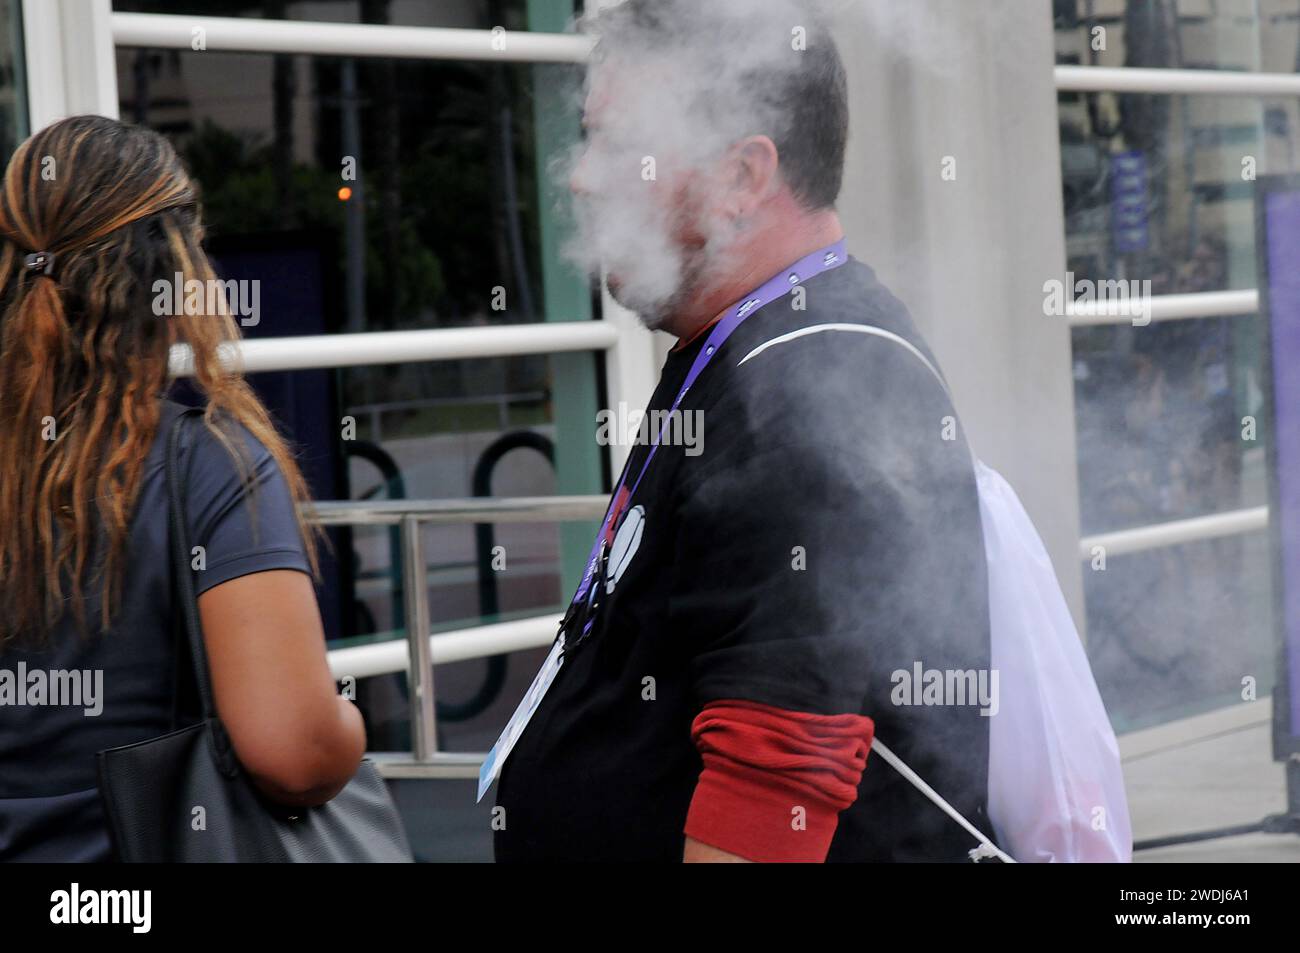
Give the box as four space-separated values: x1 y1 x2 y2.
569 148 594 198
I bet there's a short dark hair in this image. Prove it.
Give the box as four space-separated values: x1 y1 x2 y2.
587 0 849 210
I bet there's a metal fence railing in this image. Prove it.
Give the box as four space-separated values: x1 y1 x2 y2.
313 495 606 779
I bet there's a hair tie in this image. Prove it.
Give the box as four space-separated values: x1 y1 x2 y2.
23 251 55 277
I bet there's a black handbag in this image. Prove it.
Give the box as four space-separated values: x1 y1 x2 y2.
95 408 413 862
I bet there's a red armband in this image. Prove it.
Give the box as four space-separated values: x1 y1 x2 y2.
684 699 873 863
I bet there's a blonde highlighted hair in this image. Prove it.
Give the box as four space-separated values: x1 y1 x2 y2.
0 115 319 646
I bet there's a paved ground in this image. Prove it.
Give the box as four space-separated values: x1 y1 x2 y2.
1124 700 1300 862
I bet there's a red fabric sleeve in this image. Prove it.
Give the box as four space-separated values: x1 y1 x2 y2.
684 699 874 863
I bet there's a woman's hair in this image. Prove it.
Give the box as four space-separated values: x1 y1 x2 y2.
0 115 319 647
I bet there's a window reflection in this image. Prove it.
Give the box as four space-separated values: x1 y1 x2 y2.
1056 1 1282 725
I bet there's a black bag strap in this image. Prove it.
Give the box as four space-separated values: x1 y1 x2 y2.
165 406 239 777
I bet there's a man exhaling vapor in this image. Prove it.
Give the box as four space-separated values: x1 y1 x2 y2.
489 0 994 862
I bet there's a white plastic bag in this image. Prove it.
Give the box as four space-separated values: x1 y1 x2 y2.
977 460 1132 862
751 322 1132 861
802 322 1133 861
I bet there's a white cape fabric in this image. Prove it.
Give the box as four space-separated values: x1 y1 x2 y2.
977 460 1132 862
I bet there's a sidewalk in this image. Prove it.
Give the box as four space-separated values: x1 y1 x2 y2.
1123 700 1300 862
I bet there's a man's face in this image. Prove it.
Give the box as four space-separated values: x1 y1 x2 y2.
567 58 717 329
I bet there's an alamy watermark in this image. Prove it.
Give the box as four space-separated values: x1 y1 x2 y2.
1044 272 1152 327
50 883 150 933
891 661 999 717
596 403 704 457
152 272 261 327
0 664 102 716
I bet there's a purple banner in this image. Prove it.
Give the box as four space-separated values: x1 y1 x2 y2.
1265 190 1300 736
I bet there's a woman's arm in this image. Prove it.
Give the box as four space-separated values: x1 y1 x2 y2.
198 569 366 807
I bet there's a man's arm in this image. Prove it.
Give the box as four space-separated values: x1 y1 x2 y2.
667 321 968 862
680 700 873 863
684 837 752 863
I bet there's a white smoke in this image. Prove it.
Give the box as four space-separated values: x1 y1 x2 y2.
556 0 841 328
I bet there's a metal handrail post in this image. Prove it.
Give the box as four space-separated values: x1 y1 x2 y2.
400 516 437 761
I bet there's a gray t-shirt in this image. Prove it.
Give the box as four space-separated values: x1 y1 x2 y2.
0 399 312 861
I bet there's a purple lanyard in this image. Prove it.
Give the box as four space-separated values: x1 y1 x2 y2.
569 239 849 613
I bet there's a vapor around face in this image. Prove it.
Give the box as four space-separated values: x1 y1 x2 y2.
557 0 837 329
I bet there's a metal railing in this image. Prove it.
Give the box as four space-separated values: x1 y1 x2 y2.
112 12 593 64
1078 506 1268 561
168 322 619 377
1065 289 1259 326
115 17 1300 94
318 495 606 779
1055 64 1300 97
310 495 607 527
322 489 1271 780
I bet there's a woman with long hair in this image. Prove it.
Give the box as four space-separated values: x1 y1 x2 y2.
0 115 366 861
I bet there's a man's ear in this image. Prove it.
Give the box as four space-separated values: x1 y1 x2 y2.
729 135 781 215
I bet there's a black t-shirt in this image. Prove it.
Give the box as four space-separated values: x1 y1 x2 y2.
495 257 992 862
0 399 311 862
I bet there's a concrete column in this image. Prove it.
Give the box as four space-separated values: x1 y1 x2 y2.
832 0 1087 626
22 0 118 131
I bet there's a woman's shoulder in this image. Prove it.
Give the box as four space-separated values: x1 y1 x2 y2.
151 399 287 530
155 398 277 472
153 399 307 565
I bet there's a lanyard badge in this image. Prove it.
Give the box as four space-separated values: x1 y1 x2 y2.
560 479 630 653
476 239 849 801
560 239 848 651
558 539 609 657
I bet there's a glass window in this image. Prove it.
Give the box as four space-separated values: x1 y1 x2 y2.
113 2 603 774
1055 1 1287 726
0 0 25 156
1055 0 1280 73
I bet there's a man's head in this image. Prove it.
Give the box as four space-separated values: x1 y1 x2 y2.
566 0 849 331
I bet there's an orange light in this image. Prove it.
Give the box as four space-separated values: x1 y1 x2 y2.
338 186 353 201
